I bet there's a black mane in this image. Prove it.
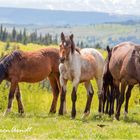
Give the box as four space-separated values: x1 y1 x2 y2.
0 50 22 81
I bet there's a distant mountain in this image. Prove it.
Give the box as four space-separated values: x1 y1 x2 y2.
0 7 140 25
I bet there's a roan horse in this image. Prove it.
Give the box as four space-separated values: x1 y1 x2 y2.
109 42 137 120
0 48 61 115
58 32 104 118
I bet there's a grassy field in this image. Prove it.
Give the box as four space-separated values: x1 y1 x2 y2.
0 42 140 140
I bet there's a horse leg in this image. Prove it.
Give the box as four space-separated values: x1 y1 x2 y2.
105 86 109 114
59 76 67 115
115 81 127 120
3 81 17 116
95 77 103 113
82 81 94 119
71 86 77 119
71 78 79 119
102 84 107 113
124 85 133 117
15 85 24 114
49 76 59 113
55 74 67 114
109 85 115 116
113 81 120 113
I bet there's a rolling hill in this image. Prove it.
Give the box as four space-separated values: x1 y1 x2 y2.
0 7 140 25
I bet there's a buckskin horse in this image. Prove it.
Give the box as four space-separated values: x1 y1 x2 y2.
58 32 104 119
0 48 61 115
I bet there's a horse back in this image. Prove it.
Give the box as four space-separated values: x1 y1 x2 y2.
7 48 60 82
109 42 140 83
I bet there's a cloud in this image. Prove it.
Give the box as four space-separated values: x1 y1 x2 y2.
0 0 139 15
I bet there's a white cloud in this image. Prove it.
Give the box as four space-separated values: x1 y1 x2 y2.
0 0 139 15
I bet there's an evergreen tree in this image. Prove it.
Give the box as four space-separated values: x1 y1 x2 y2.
12 27 17 41
44 34 48 45
0 25 3 40
2 28 7 41
39 34 42 44
53 34 58 45
30 30 37 43
17 30 23 42
22 28 27 44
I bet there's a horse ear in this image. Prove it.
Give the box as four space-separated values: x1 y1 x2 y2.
70 34 75 54
106 45 110 53
70 34 74 41
61 32 65 42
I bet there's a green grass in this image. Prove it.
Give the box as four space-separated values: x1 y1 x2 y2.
0 42 140 139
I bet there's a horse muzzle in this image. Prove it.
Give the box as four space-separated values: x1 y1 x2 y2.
59 57 65 63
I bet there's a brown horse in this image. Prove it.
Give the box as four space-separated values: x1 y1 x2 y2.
0 48 61 115
103 46 133 117
109 42 137 120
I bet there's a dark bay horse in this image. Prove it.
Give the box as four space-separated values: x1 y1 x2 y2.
0 48 61 115
109 42 137 120
102 46 115 116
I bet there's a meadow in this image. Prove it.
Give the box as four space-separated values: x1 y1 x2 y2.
0 41 140 140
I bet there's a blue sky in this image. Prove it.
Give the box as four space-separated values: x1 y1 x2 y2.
0 0 139 15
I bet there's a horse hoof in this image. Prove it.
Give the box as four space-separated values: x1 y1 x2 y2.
82 111 90 119
49 110 56 114
115 115 120 121
124 111 128 118
58 111 63 116
20 111 24 116
105 111 108 114
71 116 75 120
3 109 11 116
63 110 67 114
19 108 24 114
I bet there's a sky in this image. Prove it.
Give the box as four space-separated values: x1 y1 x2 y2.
0 0 139 15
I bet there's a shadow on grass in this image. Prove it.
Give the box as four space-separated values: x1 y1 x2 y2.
1 111 140 126
91 113 114 122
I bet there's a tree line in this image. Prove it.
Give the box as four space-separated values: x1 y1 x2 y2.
0 25 58 45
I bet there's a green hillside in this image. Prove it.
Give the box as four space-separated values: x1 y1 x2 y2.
3 23 140 48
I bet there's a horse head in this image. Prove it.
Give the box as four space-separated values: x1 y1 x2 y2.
131 48 140 83
0 55 9 83
59 32 75 63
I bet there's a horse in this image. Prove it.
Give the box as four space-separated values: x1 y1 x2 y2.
58 32 104 119
109 42 137 120
103 46 133 117
0 48 61 115
102 46 115 116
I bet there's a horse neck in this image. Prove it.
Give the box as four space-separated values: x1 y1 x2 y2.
65 50 79 67
134 58 140 83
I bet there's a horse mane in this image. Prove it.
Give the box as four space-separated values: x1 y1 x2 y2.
0 50 23 76
0 55 8 62
75 47 81 54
